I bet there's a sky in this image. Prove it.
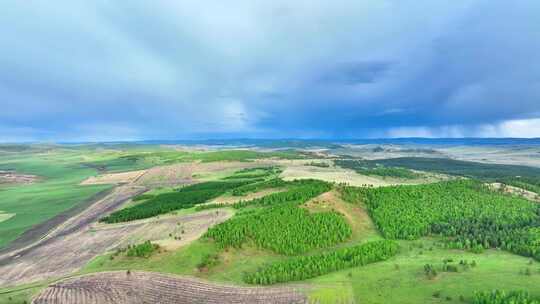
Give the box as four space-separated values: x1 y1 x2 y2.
1 0 539 142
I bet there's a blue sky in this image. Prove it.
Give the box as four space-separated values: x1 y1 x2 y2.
1 1 539 141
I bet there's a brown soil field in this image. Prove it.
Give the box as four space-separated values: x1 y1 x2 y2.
32 271 307 304
271 159 393 187
0 203 231 287
0 170 39 185
80 170 147 185
0 185 146 286
135 161 271 187
105 209 233 251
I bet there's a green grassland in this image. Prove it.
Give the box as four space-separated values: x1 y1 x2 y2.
82 149 304 173
0 149 111 249
0 281 50 304
308 239 540 304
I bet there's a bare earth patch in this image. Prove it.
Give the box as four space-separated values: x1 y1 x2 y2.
272 159 393 187
0 170 39 185
32 271 307 304
489 183 540 202
0 202 231 287
135 161 271 187
0 212 15 223
80 170 147 185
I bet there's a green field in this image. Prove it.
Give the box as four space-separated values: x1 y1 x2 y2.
308 239 540 304
0 149 111 249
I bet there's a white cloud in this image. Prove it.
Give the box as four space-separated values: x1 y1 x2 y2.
494 119 540 138
384 119 540 138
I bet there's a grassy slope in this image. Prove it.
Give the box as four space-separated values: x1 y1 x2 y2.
308 239 540 304
82 149 304 173
80 239 286 285
0 149 110 249
0 281 49 304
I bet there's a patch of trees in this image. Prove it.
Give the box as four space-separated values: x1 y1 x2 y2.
244 240 398 284
206 203 351 255
223 167 282 183
126 241 159 258
349 180 540 260
370 157 540 182
231 178 288 196
100 180 253 223
423 258 476 280
335 160 420 179
132 193 155 202
473 290 540 304
307 161 331 168
232 179 332 209
197 253 220 271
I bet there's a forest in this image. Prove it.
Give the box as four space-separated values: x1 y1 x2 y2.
244 240 398 284
346 180 540 259
370 157 540 191
206 203 351 255
335 159 420 179
100 180 252 223
231 179 332 208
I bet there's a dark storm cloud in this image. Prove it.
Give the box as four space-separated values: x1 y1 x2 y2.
0 0 539 141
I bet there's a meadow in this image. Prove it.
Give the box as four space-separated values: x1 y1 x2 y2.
0 149 111 249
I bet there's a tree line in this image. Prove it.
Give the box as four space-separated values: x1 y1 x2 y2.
244 240 398 284
100 180 252 223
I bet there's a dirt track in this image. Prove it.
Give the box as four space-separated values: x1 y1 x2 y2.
32 271 307 304
0 170 39 184
136 161 269 187
0 187 114 256
0 185 147 286
0 196 231 287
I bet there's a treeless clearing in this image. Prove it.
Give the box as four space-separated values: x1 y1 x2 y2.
273 159 393 187
32 271 307 304
0 205 231 287
80 170 147 185
489 183 540 202
0 170 39 185
111 209 233 251
135 161 272 187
